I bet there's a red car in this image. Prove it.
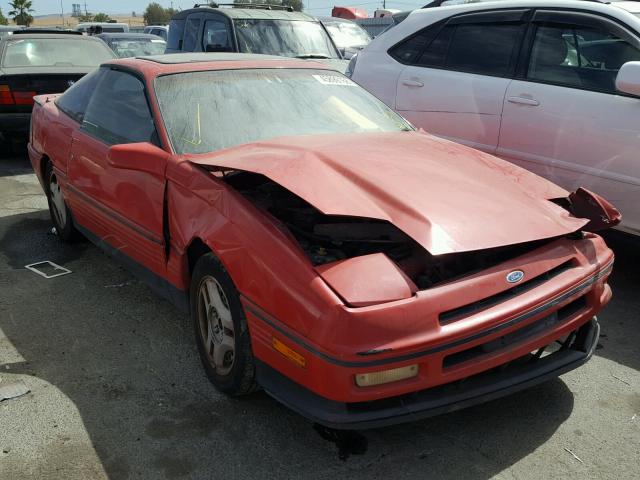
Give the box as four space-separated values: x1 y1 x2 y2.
29 53 619 429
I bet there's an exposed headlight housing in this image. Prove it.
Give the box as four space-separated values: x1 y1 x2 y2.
355 364 418 387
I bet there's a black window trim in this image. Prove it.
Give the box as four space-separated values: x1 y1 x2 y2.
79 65 164 149
387 8 533 80
515 8 640 96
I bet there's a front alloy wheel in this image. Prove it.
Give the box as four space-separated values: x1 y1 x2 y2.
190 252 257 396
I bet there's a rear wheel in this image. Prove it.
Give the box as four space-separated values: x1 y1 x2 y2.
45 161 79 242
190 253 257 396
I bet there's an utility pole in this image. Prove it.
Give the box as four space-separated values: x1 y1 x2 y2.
84 1 88 16
60 0 65 26
383 0 386 9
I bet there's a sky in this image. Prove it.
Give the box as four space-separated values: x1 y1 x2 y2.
0 0 428 19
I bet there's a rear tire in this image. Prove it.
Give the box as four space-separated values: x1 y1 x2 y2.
44 161 80 243
190 252 257 396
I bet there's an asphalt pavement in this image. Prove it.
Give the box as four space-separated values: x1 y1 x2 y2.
0 151 638 480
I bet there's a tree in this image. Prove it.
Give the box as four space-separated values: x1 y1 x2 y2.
78 14 93 22
8 0 35 27
93 13 111 22
0 8 9 26
143 2 174 25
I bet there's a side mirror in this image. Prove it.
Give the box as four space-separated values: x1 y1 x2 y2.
615 61 640 97
107 142 169 176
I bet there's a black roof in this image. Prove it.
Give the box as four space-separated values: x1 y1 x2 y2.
12 29 82 35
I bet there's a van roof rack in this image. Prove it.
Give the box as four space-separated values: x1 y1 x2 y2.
193 3 295 11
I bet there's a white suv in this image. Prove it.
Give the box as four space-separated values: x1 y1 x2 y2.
350 0 640 235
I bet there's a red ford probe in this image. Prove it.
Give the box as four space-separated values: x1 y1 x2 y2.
28 53 619 429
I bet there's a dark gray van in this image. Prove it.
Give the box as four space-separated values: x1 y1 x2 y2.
165 3 348 71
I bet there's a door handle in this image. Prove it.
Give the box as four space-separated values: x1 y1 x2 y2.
507 96 539 106
402 79 424 87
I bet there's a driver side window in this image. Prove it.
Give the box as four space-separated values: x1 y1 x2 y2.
527 23 640 93
82 69 157 145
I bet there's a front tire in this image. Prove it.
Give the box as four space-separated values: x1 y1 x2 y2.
190 253 257 396
44 161 79 243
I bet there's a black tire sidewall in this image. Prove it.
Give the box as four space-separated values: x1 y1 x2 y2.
190 252 256 395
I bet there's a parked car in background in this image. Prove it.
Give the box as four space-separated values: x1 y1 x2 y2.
0 31 116 150
75 22 129 34
144 25 169 40
318 16 371 59
350 0 640 235
129 26 146 33
28 53 618 429
355 17 394 38
97 33 167 58
166 4 348 71
0 26 24 38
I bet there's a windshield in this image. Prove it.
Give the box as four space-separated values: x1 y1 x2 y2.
234 19 339 58
108 38 166 58
155 69 412 155
324 22 371 49
2 38 114 67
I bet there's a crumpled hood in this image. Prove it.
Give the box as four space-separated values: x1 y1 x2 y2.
187 131 588 255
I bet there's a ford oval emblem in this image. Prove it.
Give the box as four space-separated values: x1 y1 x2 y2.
506 270 524 283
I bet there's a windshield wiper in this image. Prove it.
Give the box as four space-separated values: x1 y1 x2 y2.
294 54 332 59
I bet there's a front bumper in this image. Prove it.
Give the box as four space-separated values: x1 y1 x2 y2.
256 318 599 429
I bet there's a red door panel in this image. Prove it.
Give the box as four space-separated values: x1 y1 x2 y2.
68 130 167 277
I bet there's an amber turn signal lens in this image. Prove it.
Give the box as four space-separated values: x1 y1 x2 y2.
355 364 418 387
272 337 306 368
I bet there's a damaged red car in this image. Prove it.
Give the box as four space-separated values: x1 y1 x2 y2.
28 53 619 429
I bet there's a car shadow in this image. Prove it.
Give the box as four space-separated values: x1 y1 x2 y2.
0 209 575 479
0 153 33 178
595 230 640 372
0 140 28 164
